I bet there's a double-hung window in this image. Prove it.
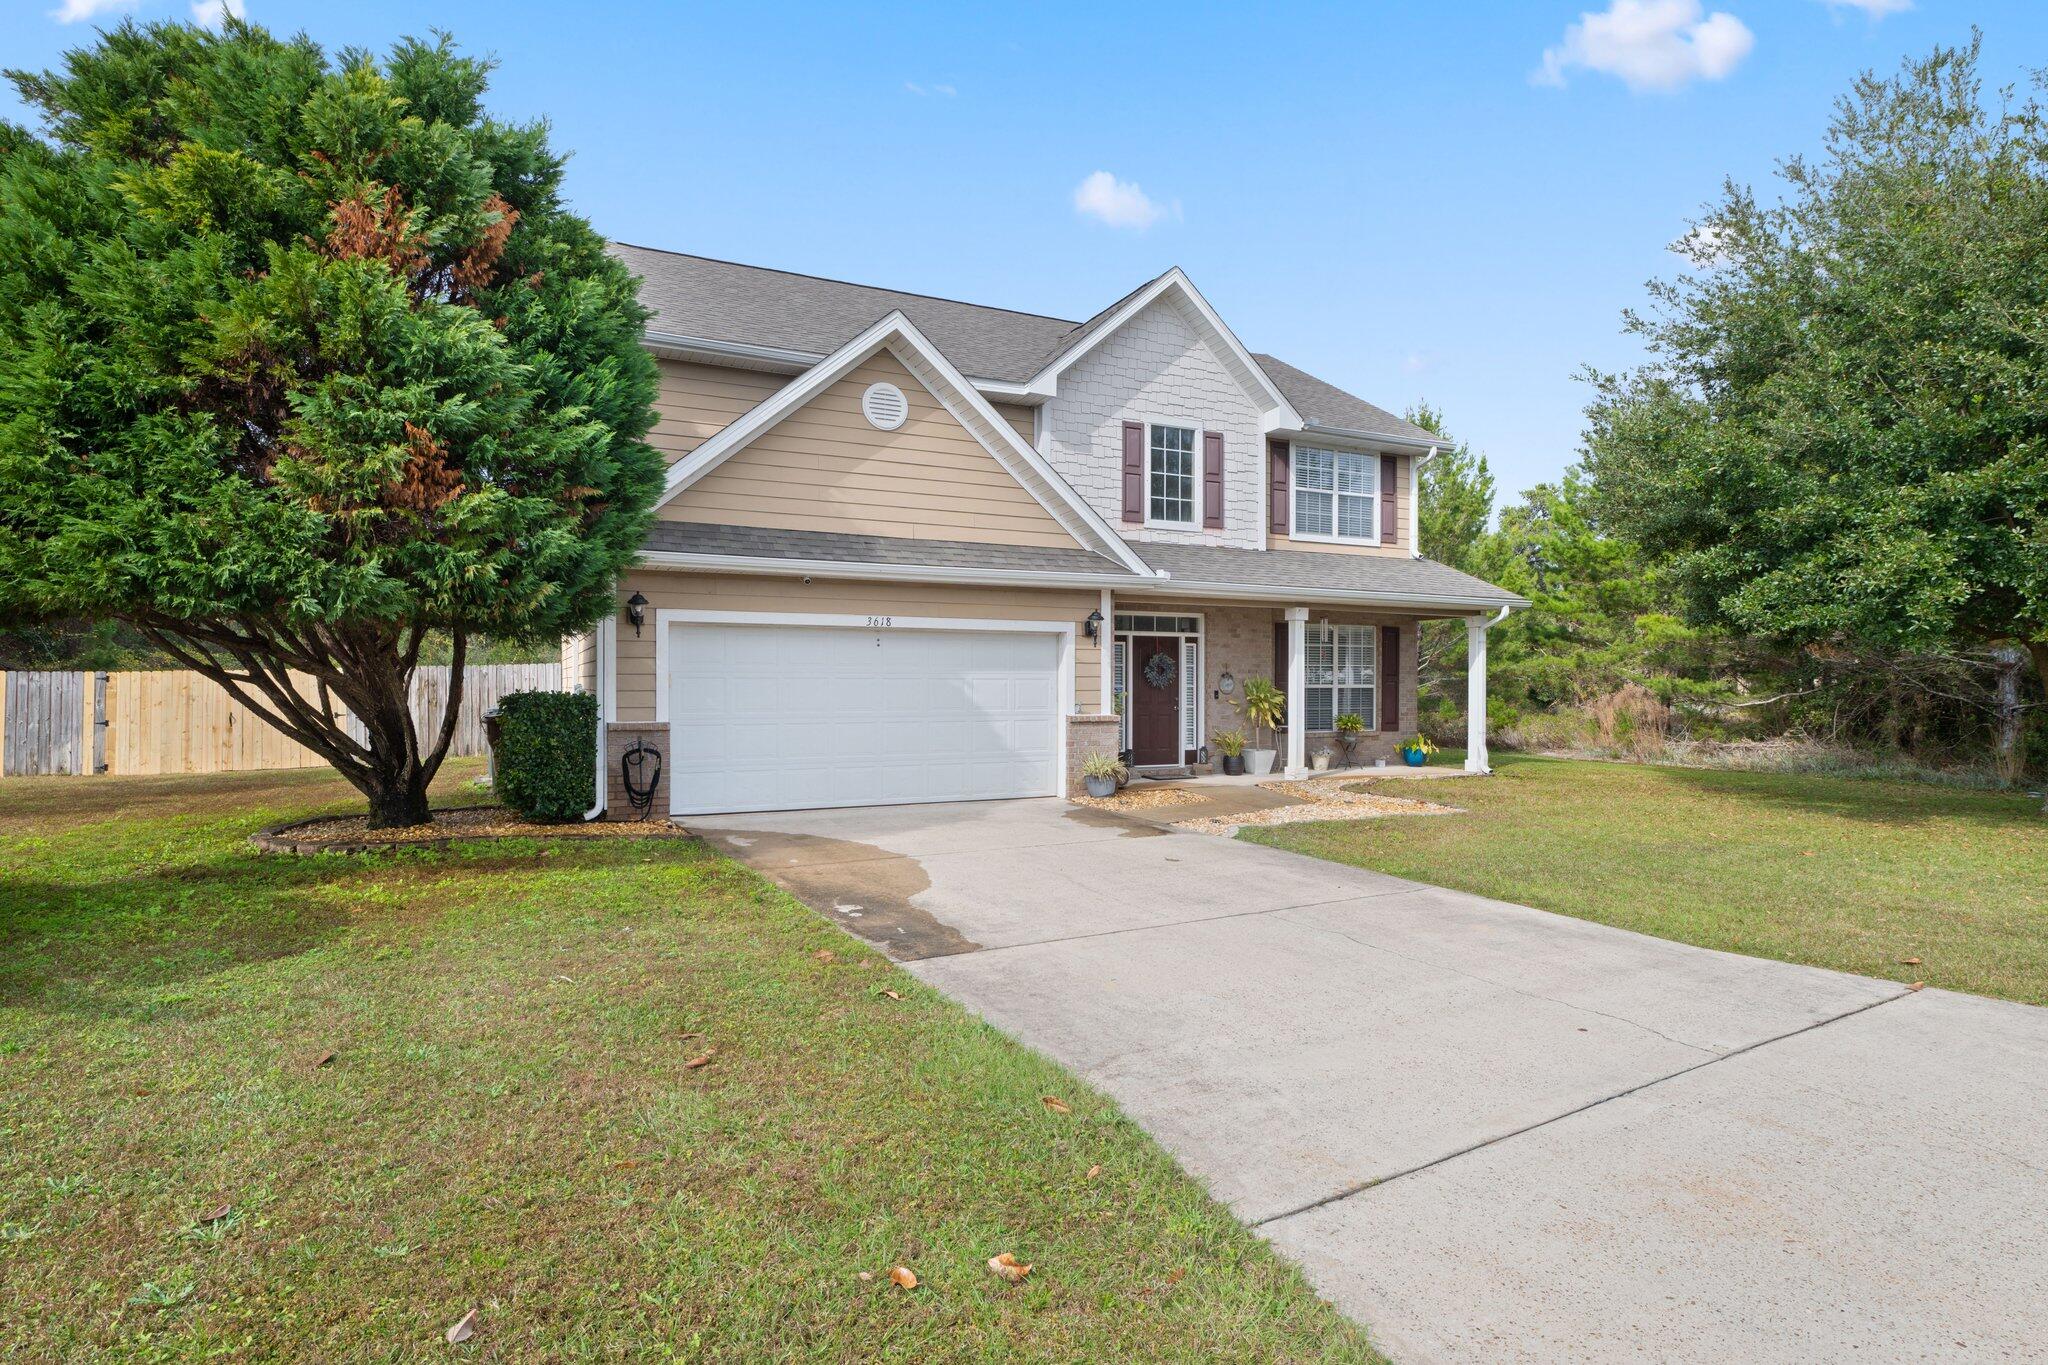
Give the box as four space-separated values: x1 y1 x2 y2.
1293 446 1377 541
1304 623 1376 731
1148 424 1197 525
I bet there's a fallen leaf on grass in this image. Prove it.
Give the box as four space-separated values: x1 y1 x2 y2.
986 1252 1032 1284
1084 1164 1101 1180
887 1265 918 1290
684 1052 715 1070
813 949 838 964
1040 1096 1071 1115
197 1203 232 1225
1899 957 1922 966
310 1050 335 1069
876 989 904 1002
678 1031 703 1041
445 1309 478 1344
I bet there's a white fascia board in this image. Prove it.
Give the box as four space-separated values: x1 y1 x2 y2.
1021 269 1304 427
635 550 1525 614
650 312 1154 577
640 329 1039 399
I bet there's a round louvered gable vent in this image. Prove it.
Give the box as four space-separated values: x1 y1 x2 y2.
861 382 908 431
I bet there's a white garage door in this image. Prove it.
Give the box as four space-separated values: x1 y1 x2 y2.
664 620 1063 815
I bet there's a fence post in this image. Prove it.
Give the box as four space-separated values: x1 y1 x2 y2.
92 671 109 775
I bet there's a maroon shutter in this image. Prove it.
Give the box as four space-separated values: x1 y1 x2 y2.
1268 440 1290 535
1202 431 1225 528
1379 625 1400 731
1380 454 1398 544
1121 421 1145 523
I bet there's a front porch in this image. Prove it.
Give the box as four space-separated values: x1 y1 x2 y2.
1098 598 1501 782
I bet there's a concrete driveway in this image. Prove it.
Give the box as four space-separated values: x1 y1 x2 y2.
695 798 2048 1363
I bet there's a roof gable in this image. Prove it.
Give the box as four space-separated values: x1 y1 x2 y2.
654 311 1155 575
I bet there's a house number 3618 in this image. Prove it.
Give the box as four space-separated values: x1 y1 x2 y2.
866 616 893 628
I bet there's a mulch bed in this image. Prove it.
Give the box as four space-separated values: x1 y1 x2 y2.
1071 786 1203 812
1173 777 1463 836
253 804 694 855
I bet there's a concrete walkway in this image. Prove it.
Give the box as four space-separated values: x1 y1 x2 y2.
694 798 2048 1364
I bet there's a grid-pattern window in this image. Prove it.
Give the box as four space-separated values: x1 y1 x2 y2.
1149 424 1196 525
1304 623 1375 731
1114 614 1200 634
1293 447 1378 541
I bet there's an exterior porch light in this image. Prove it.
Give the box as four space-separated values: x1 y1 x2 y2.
624 590 648 637
1084 608 1103 641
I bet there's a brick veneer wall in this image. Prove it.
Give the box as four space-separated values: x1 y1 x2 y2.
1065 713 1123 797
603 721 670 821
1125 602 1422 770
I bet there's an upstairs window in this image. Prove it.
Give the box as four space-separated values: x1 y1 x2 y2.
1148 424 1197 525
1293 446 1377 541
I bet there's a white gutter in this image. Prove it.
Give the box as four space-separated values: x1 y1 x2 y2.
1410 444 1434 559
1296 422 1446 454
637 549 1525 614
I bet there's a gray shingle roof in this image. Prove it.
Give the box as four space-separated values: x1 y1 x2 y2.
643 522 1524 609
612 244 1081 383
642 521 1131 576
609 245 1424 436
1136 543 1524 607
1251 353 1441 444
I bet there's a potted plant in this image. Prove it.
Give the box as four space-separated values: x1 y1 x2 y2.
1213 729 1247 776
1333 712 1365 766
1239 677 1285 776
1312 748 1332 772
1398 733 1438 767
1081 751 1126 798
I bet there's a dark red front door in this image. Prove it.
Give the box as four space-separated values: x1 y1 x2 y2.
1129 635 1181 766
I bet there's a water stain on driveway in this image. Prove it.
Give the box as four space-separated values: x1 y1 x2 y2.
691 826 979 961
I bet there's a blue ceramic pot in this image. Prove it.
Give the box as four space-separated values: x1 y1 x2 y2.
1401 749 1427 767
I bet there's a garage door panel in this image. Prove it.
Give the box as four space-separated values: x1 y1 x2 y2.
666 621 1061 815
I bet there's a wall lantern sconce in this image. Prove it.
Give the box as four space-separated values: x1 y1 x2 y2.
625 590 648 637
1083 609 1103 641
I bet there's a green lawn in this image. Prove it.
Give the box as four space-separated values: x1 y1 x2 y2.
1248 753 2048 1006
0 764 1378 1363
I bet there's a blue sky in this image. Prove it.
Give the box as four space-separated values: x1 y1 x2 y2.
6 1 2043 501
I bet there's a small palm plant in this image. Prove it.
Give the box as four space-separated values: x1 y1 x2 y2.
1239 678 1286 773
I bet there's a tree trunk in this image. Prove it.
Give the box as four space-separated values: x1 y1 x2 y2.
365 773 432 829
1992 644 2025 787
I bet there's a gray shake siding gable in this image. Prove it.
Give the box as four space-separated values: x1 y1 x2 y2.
1046 297 1266 550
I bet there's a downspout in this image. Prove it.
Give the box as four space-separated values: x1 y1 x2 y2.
1411 446 1434 558
581 615 613 822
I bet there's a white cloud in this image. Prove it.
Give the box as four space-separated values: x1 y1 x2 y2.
1401 351 1430 377
1670 221 1735 265
1535 0 1754 93
1072 170 1176 230
191 0 245 25
903 81 957 97
51 0 138 22
1821 0 1911 15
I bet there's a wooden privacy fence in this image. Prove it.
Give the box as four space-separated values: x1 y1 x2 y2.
0 663 561 778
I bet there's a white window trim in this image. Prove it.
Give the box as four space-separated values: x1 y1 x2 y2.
1302 621 1379 734
653 608 1077 800
1143 420 1201 530
1286 442 1383 546
1110 610 1205 765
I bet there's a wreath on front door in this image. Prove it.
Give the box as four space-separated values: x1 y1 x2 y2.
1143 651 1177 690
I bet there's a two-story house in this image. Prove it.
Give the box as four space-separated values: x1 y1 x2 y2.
566 245 1524 817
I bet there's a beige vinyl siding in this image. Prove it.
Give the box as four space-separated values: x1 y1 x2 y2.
560 630 597 694
613 569 1103 725
648 360 786 466
660 351 1081 549
1269 450 1414 557
992 401 1036 444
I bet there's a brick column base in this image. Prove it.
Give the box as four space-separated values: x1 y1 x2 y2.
604 721 671 821
1065 713 1123 797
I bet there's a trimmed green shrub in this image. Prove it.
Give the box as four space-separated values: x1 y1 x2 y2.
495 691 598 823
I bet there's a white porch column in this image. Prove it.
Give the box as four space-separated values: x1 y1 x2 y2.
1098 587 1114 715
1465 614 1490 774
1285 606 1309 777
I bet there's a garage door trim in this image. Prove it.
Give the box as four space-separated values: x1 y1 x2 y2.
654 608 1075 810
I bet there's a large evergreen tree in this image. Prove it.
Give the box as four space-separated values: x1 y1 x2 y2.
0 20 660 825
1582 38 2048 795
